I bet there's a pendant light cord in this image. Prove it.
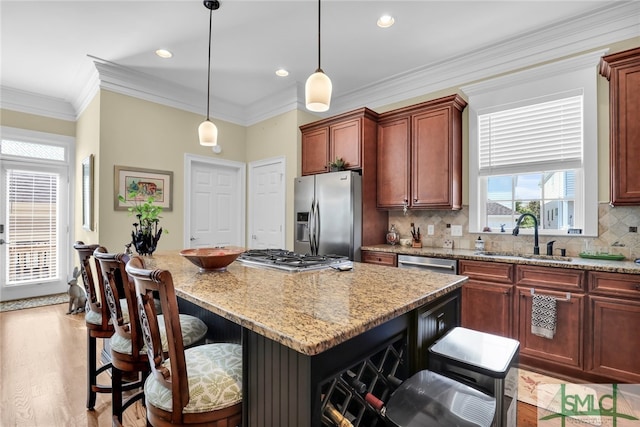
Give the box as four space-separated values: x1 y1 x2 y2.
316 0 322 72
206 6 213 120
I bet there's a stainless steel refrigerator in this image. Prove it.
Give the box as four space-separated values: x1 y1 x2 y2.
294 171 362 261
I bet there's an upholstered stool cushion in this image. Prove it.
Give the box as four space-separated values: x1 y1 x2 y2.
85 307 104 326
85 298 163 326
144 343 242 414
110 314 207 355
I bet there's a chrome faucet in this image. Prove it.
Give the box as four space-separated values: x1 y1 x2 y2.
512 213 540 255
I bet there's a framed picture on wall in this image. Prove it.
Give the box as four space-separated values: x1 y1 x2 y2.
82 155 94 231
114 165 173 211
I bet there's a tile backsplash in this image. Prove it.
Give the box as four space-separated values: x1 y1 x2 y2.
388 203 640 260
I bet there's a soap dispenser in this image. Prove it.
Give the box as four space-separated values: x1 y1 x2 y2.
475 236 485 251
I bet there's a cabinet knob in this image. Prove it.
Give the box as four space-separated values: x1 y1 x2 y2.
635 284 640 291
414 198 418 202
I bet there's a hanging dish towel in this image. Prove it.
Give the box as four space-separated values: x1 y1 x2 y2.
531 293 557 339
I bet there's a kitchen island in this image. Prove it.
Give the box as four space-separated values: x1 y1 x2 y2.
145 252 467 427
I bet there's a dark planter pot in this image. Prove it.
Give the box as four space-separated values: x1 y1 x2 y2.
130 223 163 256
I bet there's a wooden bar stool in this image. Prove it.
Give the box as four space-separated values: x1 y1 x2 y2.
73 241 112 410
94 248 209 426
126 255 243 427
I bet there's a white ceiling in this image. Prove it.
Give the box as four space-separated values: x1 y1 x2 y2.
1 1 638 125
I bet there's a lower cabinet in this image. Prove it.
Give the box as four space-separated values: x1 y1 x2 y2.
515 287 585 372
587 271 640 383
459 260 514 337
514 266 586 376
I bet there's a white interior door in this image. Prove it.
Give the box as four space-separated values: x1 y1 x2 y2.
185 155 245 248
248 157 285 249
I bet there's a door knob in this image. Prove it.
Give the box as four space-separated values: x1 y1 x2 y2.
190 237 196 241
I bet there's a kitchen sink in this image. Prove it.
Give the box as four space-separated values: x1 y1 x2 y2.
473 251 573 262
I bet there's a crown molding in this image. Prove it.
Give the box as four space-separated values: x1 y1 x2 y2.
460 49 609 97
90 57 246 125
0 86 76 122
2 2 638 126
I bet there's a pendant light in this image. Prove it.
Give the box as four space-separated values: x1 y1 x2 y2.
305 0 332 112
198 0 220 147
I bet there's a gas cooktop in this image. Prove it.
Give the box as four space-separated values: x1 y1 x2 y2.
237 249 353 272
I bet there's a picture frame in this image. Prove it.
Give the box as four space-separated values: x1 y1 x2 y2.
82 155 94 231
114 165 173 211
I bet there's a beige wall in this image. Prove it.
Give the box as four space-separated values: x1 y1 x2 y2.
0 109 75 137
96 90 246 252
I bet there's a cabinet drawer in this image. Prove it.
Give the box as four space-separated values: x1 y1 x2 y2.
516 265 585 292
362 251 397 267
589 271 640 299
459 260 514 284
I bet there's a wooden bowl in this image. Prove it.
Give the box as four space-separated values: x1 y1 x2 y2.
179 247 245 272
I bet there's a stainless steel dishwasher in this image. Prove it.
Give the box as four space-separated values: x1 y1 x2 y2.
397 254 458 274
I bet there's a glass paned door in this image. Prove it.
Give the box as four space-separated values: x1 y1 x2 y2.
1 161 68 301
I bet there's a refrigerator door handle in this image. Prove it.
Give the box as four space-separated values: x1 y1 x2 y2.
309 199 316 255
313 199 320 256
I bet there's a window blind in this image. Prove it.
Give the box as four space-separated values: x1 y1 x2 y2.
6 169 58 284
478 95 583 175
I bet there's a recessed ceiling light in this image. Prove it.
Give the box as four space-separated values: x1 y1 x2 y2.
155 49 173 59
377 14 395 28
275 68 289 77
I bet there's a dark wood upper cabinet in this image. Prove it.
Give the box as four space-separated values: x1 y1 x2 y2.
300 108 378 176
376 116 411 208
599 47 640 206
301 127 330 175
377 94 467 210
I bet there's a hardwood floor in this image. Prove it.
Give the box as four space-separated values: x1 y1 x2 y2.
0 303 540 426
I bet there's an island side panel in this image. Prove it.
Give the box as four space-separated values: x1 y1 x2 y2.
243 313 411 427
244 328 312 427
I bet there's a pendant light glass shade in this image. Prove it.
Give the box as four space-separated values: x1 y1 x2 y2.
199 0 220 147
305 0 331 112
305 70 332 112
198 119 218 146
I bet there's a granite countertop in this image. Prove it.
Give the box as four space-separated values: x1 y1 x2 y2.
144 252 466 356
361 245 640 274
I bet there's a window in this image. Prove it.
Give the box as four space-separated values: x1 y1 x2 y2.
479 95 582 233
462 50 604 236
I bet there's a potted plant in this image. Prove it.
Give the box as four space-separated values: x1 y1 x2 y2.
329 157 347 172
118 191 166 256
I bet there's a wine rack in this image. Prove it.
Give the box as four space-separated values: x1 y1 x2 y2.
319 336 406 427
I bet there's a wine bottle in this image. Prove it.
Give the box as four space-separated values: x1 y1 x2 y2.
364 392 386 416
324 402 354 427
386 374 403 390
344 370 367 394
